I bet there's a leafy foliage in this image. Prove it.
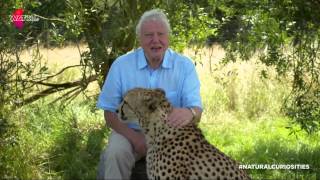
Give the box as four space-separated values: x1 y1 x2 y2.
0 0 216 108
0 1 216 177
212 0 320 133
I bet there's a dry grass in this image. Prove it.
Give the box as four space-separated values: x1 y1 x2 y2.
20 44 88 67
18 44 289 108
20 44 99 97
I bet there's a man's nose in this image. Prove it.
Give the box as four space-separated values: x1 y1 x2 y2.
151 34 160 42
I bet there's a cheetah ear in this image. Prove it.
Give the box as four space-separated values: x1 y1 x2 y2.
148 100 158 112
144 95 159 112
154 88 166 97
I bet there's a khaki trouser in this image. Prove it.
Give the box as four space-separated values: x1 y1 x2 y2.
97 131 141 180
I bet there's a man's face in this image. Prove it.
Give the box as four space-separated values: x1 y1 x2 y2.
139 20 169 65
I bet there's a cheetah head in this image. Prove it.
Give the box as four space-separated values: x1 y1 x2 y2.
117 88 169 132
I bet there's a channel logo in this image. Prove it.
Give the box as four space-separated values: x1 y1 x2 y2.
10 8 39 30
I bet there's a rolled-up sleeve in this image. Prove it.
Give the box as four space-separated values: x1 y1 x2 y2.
181 60 202 110
96 61 122 112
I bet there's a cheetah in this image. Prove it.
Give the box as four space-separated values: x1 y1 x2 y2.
118 88 251 180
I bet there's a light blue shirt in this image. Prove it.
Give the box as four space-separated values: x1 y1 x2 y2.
97 48 202 129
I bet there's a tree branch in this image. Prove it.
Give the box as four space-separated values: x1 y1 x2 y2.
17 74 98 107
33 14 66 23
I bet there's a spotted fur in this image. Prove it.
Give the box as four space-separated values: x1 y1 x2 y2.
118 88 250 180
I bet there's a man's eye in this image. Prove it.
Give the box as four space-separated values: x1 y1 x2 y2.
145 33 153 37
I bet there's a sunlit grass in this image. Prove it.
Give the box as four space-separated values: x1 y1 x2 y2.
3 94 108 179
196 46 319 179
199 115 320 179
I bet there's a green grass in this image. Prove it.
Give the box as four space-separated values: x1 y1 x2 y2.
199 117 320 179
1 47 319 179
1 97 109 179
197 56 320 179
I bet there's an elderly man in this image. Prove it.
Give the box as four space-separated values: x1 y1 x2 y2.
97 9 202 179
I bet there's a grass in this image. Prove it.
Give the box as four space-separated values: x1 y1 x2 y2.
2 98 109 179
193 47 320 179
199 116 320 179
1 45 319 179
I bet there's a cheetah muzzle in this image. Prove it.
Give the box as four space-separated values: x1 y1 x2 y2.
118 88 251 180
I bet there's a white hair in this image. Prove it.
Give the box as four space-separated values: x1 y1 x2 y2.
135 9 171 37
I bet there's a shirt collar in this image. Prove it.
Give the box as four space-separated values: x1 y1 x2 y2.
137 48 173 70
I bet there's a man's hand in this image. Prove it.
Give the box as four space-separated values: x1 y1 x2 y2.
166 107 193 128
105 110 147 157
130 131 147 159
